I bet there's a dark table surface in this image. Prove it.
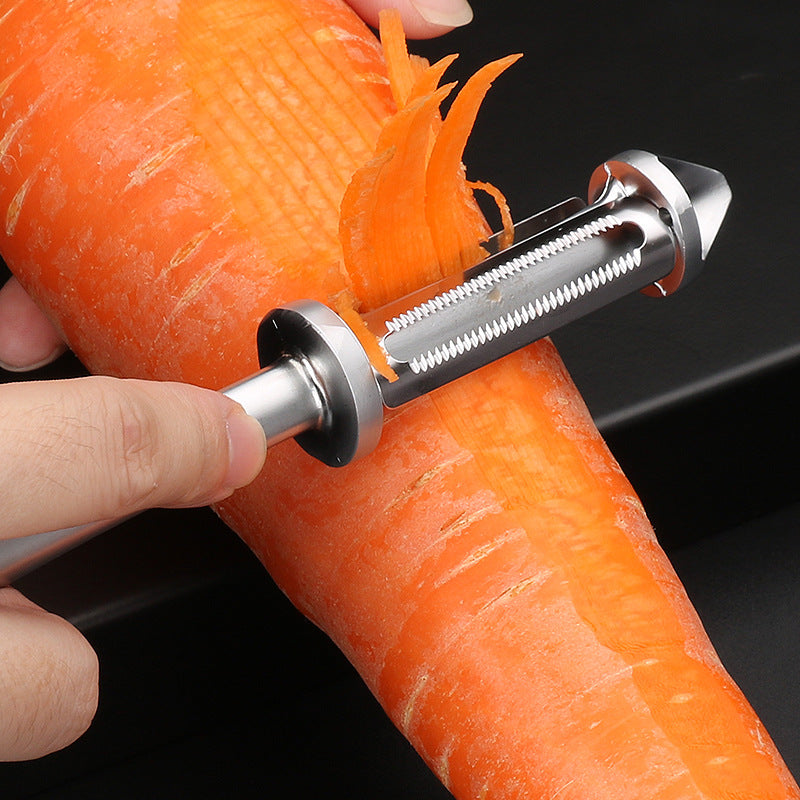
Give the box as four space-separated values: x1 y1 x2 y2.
1 1 798 795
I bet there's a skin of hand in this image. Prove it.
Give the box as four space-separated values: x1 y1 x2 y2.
0 0 472 764
0 378 267 761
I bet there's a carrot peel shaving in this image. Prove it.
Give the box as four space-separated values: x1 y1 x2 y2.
341 9 520 312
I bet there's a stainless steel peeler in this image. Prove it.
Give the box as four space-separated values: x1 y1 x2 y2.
0 150 732 584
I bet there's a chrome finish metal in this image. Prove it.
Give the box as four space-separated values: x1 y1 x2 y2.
0 519 121 586
587 150 732 294
481 197 585 255
368 151 730 407
225 358 324 449
368 197 674 407
255 301 383 466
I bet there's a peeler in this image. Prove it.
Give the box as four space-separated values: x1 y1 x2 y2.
0 150 732 584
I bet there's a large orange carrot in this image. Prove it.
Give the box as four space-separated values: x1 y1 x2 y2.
1 2 797 798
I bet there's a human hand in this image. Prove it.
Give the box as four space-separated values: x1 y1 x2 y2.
0 376 267 761
0 268 267 763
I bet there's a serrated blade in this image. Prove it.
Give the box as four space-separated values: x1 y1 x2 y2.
368 199 675 408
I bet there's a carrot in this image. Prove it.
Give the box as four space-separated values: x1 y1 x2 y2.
1 2 797 798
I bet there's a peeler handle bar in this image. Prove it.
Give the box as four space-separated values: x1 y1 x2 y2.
0 519 122 586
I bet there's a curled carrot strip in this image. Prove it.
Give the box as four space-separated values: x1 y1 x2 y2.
425 54 522 273
342 10 520 310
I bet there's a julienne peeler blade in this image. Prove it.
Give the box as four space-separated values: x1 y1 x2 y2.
480 197 586 255
367 150 731 407
0 150 731 585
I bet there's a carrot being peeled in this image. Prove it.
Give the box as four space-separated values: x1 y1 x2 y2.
0 2 797 799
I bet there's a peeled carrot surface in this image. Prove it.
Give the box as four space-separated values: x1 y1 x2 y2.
1 2 797 797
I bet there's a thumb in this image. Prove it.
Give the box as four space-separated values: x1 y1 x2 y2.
0 376 267 540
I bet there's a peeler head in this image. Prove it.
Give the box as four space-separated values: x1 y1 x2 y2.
587 150 732 295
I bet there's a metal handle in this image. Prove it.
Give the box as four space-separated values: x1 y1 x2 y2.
0 519 122 585
224 358 325 448
0 367 300 586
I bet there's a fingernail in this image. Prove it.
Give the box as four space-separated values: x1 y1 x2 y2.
410 0 473 27
223 408 267 493
0 343 67 373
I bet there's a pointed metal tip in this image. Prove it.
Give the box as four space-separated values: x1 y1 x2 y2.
589 150 732 293
659 156 732 260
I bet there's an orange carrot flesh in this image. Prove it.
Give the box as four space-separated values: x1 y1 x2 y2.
380 6 420 109
340 15 516 309
408 54 460 105
331 289 398 381
340 82 457 306
1 3 798 799
424 53 522 274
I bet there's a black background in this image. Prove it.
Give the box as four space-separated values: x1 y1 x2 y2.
1 1 798 795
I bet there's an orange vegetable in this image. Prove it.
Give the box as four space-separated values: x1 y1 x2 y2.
1 2 797 798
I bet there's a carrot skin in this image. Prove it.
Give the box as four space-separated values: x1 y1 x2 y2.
1 2 798 798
